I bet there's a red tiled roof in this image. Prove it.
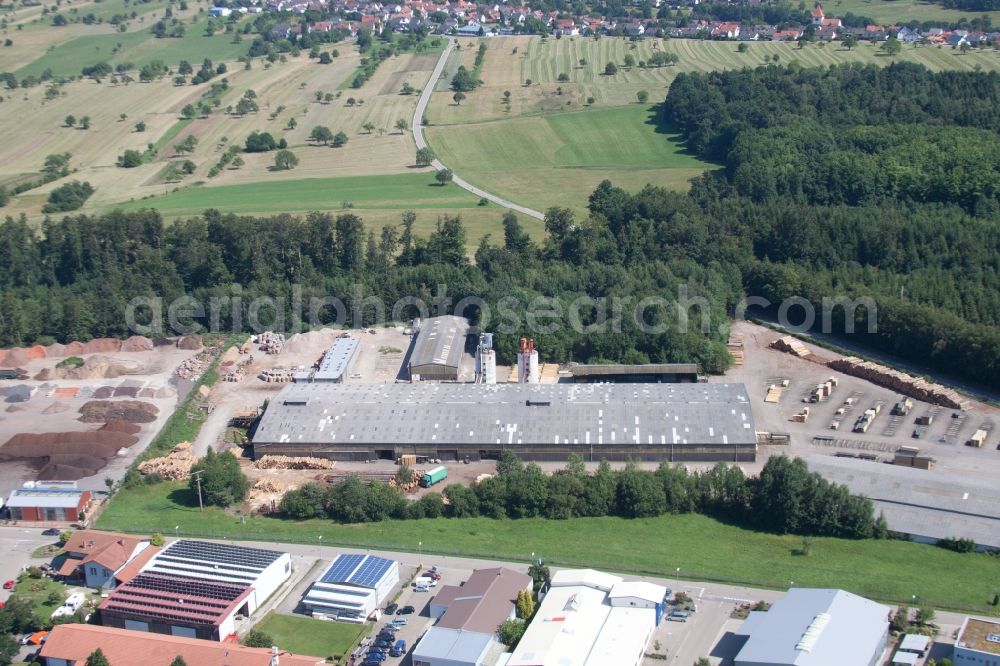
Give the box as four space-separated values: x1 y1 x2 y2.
113 545 159 585
812 4 824 17
40 624 325 666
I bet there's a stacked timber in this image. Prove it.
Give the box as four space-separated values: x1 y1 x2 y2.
771 336 810 357
254 455 336 470
828 357 965 409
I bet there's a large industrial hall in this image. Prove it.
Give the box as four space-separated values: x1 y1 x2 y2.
250 382 757 463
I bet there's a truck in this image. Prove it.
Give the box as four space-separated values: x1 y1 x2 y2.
420 465 448 488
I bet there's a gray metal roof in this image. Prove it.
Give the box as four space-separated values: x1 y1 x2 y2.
409 316 469 371
735 588 890 666
314 337 358 381
804 455 1000 548
412 626 494 663
7 488 85 508
251 383 756 447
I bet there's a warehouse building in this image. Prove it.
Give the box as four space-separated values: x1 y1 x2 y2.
302 554 399 621
99 540 291 641
408 316 470 381
805 456 1000 549
567 363 699 383
414 567 531 666
251 383 756 463
733 588 889 666
40 624 326 666
953 617 1000 664
293 337 358 383
506 569 667 666
6 482 90 523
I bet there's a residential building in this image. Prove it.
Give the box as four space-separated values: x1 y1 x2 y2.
39 624 325 666
56 530 156 590
414 567 531 666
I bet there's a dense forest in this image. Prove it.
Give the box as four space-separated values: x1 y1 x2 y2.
277 453 880 540
0 209 734 371
654 62 1000 387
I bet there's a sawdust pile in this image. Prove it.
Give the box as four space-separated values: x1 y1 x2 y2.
0 428 140 480
78 400 159 424
281 329 339 355
0 336 155 368
137 442 196 480
35 355 145 381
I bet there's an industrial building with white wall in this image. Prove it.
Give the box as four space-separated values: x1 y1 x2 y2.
408 315 470 381
302 554 399 621
505 569 668 666
733 588 890 666
98 540 291 641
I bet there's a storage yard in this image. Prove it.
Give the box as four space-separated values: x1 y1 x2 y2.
0 338 205 499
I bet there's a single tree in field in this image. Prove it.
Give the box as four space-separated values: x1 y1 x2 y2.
318 51 332 64
85 649 110 666
503 90 511 102
737 42 749 53
310 125 334 144
579 57 586 66
274 149 298 170
135 121 146 132
65 114 75 127
882 37 902 56
119 112 127 122
842 34 858 50
324 92 334 104
524 78 532 86
287 118 297 130
314 90 323 102
395 118 408 133
586 96 595 105
230 155 244 169
604 62 617 75
362 122 376 134
415 147 435 166
181 103 196 119
80 116 90 129
435 168 453 185
623 54 635 67
332 131 348 147
636 90 649 103
557 72 569 81
453 91 466 105
960 41 972 54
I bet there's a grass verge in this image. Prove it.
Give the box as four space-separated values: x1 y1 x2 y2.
254 612 369 661
96 481 1000 614
151 118 194 154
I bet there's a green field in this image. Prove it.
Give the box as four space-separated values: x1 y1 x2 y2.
111 173 484 215
96 480 1000 613
826 0 1000 25
253 612 369 660
15 18 253 78
427 104 714 212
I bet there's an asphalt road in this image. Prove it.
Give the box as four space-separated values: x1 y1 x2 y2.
0 527 969 664
412 38 545 221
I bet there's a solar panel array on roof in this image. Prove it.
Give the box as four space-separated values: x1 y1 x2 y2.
158 540 283 573
320 554 365 584
319 554 394 587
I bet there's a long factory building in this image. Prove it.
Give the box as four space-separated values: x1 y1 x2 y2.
250 382 757 463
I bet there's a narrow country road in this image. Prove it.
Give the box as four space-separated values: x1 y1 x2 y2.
412 38 545 221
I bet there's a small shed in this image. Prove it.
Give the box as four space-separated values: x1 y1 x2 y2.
891 651 919 666
898 634 931 656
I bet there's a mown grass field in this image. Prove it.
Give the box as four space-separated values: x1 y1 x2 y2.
96 480 1000 612
254 612 369 660
426 104 712 212
826 0 1000 25
424 35 1000 212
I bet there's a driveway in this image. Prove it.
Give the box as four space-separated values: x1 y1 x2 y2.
412 38 544 221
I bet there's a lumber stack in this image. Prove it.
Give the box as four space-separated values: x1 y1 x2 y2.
770 336 810 357
828 357 965 409
253 455 336 470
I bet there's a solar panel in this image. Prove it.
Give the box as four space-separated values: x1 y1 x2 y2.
321 554 365 583
348 556 393 587
161 540 282 571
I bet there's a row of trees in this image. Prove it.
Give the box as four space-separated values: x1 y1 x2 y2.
279 453 880 539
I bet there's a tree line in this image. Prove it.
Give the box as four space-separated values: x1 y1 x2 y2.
278 453 880 539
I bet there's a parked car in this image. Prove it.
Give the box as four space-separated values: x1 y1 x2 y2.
667 611 690 622
389 618 408 627
421 570 441 581
398 605 415 615
2 580 14 590
374 640 393 650
41 528 61 537
19 633 33 646
415 576 438 587
384 603 398 615
390 639 407 658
